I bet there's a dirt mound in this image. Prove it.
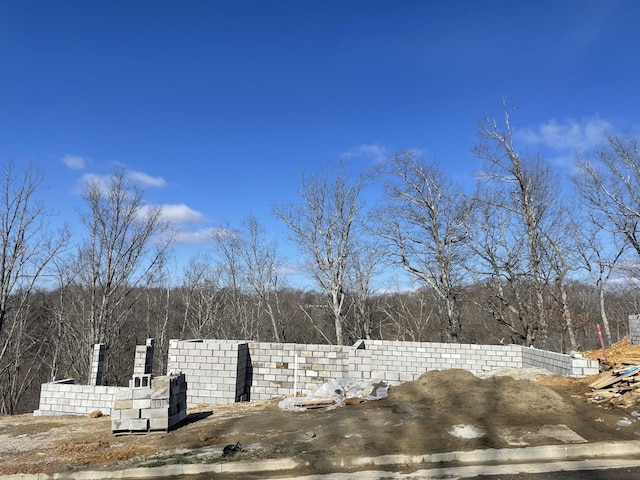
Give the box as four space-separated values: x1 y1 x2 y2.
388 369 573 421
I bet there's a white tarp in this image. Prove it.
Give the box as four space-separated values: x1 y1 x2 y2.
279 377 389 410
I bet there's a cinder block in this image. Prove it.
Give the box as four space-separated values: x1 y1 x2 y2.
113 400 133 410
132 388 152 400
151 388 169 400
141 407 170 419
132 399 152 409
149 417 169 430
112 418 148 432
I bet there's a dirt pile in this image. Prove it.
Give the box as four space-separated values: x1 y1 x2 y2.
389 369 573 421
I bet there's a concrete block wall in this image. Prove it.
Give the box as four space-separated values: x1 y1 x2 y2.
111 373 187 432
33 379 128 416
167 339 248 405
167 339 602 406
521 347 599 378
629 315 640 345
353 340 524 383
247 341 352 401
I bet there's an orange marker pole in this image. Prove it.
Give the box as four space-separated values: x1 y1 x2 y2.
597 324 608 363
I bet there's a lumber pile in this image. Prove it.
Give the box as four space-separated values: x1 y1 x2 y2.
584 336 640 366
587 365 640 408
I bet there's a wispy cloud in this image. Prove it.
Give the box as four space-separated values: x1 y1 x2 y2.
341 144 389 163
76 172 108 194
518 117 612 152
174 226 233 245
129 170 167 188
63 154 86 170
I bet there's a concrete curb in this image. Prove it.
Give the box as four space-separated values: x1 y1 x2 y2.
3 440 640 479
316 439 640 470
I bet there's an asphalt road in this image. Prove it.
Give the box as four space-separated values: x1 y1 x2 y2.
469 466 640 479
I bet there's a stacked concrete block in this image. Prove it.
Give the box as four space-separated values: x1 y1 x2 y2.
89 343 106 386
629 315 640 345
167 339 249 405
111 373 187 433
133 338 155 375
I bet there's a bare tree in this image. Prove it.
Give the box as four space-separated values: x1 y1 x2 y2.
574 134 640 257
467 195 540 344
378 288 435 342
370 152 471 343
344 241 382 341
75 168 172 382
542 214 578 352
236 215 287 342
275 163 364 345
472 103 560 346
0 162 69 413
180 252 225 338
211 226 256 340
570 210 626 345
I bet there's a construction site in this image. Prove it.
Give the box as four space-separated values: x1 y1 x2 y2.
0 316 640 478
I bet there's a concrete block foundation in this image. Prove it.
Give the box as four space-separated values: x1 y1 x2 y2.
35 337 600 417
167 339 600 407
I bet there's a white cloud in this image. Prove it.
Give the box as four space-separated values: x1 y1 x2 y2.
157 204 204 224
174 228 218 244
518 117 612 152
174 226 233 245
129 170 167 188
77 172 109 193
63 155 86 170
341 144 389 163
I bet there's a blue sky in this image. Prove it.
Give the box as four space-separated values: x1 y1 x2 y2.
1 1 639 285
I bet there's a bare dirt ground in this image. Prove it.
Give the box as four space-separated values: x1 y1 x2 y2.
2 368 640 477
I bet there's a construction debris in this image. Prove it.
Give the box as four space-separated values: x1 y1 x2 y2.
584 336 640 367
587 364 640 408
278 377 389 411
583 337 640 408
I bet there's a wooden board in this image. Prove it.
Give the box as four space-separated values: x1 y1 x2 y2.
589 369 639 390
294 398 337 409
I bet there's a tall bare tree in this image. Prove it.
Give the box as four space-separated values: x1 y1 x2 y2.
0 162 69 413
468 195 539 344
472 103 560 346
570 210 626 346
275 163 364 345
211 226 256 340
236 215 287 342
180 252 225 338
370 152 471 343
542 212 579 352
75 168 172 378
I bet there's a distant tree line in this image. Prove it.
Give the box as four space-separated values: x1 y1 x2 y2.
2 103 640 414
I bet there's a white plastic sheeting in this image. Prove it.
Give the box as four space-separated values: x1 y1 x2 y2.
278 377 389 410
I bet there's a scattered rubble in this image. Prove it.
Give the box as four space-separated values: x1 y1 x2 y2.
585 336 640 408
587 365 640 408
